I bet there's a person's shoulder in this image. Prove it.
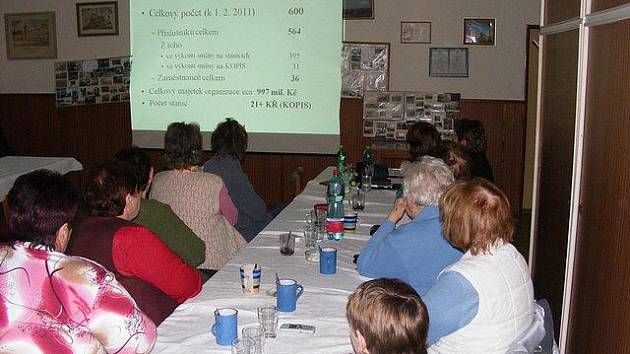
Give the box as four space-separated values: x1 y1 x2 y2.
199 170 225 184
55 252 110 282
141 198 170 211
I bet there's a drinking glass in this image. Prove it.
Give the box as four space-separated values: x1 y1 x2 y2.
257 306 279 338
279 233 295 256
231 337 255 354
315 210 327 242
242 325 265 354
304 225 319 262
304 210 316 225
362 165 373 192
351 189 365 211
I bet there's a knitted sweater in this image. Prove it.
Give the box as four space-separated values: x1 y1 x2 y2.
150 170 246 270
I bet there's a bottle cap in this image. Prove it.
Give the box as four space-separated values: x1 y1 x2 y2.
332 168 339 175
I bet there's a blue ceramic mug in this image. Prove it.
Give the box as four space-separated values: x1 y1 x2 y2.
211 308 238 346
320 247 337 274
276 278 304 312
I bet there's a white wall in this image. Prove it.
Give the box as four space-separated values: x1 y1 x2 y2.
344 0 540 100
0 0 130 93
1 0 539 99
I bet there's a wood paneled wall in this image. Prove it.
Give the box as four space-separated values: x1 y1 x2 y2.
460 100 527 215
591 0 628 12
567 19 630 353
370 100 527 216
0 94 524 210
545 0 581 24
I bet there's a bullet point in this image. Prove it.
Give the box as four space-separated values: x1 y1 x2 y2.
142 102 145 104
141 12 145 15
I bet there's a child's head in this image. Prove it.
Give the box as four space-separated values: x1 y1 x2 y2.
346 278 428 354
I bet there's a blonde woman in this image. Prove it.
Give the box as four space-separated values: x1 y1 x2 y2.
424 179 534 353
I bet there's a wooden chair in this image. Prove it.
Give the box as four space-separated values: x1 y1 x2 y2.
289 167 304 199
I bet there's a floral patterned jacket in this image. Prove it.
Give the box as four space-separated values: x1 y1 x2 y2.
0 242 156 354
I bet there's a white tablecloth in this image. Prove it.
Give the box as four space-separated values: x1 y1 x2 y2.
0 156 83 199
154 167 398 354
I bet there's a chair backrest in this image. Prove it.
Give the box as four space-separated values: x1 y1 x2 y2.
289 167 304 198
508 298 555 353
537 298 556 354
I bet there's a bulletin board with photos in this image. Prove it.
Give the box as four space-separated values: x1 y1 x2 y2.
341 42 390 98
362 91 460 141
54 56 131 107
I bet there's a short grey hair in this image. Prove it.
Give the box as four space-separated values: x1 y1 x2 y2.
401 156 454 207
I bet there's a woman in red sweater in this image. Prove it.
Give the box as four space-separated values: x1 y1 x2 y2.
67 161 202 325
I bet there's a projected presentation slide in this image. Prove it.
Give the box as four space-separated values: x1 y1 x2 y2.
130 0 342 136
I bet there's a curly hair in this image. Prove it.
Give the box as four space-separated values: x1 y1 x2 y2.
163 122 204 170
346 278 428 354
211 118 248 159
82 161 138 217
455 119 487 153
401 156 454 207
406 121 441 161
7 169 79 249
439 178 514 255
436 140 472 180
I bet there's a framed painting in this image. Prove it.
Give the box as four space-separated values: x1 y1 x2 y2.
77 1 119 36
343 0 374 20
429 48 469 77
401 22 431 44
4 12 57 59
464 18 495 46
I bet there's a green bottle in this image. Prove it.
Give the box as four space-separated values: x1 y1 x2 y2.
336 145 346 175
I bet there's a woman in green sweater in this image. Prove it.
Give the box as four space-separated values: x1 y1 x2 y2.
114 147 209 276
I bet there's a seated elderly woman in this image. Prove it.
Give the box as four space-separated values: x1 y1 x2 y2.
424 178 534 353
406 121 441 162
68 161 202 325
203 118 271 242
150 121 246 270
356 156 462 295
0 170 156 353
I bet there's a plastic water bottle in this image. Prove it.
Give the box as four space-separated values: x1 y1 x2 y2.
336 145 346 176
326 168 345 240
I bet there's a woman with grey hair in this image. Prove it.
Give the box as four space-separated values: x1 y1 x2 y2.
356 156 463 295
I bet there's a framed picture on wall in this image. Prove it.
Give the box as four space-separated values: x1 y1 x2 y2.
76 1 119 37
464 18 495 45
4 12 57 59
343 0 374 20
401 22 431 43
429 48 469 77
342 42 390 97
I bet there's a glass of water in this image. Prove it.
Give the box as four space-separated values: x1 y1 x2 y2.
231 337 255 354
304 225 319 262
242 325 265 354
257 306 279 339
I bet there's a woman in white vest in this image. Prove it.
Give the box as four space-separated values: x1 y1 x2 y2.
423 178 534 354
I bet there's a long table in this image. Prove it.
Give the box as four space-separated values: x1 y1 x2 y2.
154 168 399 354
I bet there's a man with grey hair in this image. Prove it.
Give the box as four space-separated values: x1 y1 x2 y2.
357 156 463 295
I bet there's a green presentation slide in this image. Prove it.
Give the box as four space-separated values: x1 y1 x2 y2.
130 0 342 135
